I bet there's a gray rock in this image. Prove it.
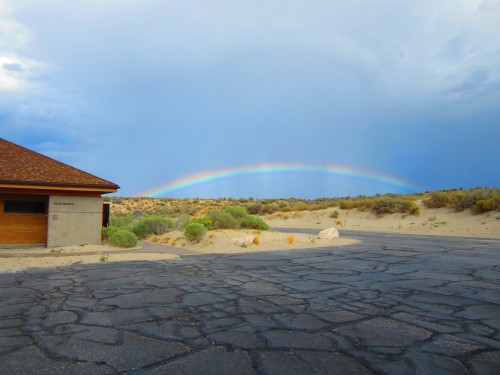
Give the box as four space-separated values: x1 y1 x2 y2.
317 227 339 239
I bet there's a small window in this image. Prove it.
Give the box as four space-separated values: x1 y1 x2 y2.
4 200 47 214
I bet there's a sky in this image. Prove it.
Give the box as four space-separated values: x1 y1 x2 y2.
1 0 499 198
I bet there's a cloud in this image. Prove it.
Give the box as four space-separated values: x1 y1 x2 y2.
0 1 46 91
3 62 23 71
0 55 45 91
1 0 499 196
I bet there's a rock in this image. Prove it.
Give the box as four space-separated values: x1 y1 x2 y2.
231 236 255 247
317 227 339 239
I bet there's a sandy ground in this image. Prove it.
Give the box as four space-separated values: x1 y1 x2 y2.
265 204 500 239
0 244 179 273
0 230 357 273
1 203 497 272
152 229 358 254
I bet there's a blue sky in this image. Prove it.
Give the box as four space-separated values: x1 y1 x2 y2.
1 0 499 198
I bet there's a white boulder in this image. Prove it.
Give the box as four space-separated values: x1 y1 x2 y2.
231 235 255 247
317 227 339 240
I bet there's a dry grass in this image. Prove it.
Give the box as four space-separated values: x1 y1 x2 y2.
286 234 294 244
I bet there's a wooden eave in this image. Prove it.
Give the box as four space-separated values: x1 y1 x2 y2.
0 182 118 195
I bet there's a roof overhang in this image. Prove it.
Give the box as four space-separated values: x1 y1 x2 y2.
0 183 119 194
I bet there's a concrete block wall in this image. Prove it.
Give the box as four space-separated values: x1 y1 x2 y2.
47 196 103 247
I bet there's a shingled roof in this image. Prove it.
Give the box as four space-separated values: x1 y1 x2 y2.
0 138 119 191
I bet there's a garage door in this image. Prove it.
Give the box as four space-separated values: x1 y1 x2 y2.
0 198 48 244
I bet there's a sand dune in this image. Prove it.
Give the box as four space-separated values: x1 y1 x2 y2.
265 203 499 239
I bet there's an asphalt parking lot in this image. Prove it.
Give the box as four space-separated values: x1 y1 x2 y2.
1 231 499 374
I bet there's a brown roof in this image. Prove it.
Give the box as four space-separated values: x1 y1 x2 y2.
0 138 119 191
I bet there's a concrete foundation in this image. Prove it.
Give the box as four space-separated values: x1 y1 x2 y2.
47 196 103 247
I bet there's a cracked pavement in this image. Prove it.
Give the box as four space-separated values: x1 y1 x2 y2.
0 230 499 374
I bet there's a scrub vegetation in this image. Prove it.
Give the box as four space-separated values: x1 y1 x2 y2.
105 187 500 219
422 188 500 214
108 229 138 248
103 187 499 246
103 206 269 245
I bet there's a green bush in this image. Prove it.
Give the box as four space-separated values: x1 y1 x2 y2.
240 215 270 230
109 229 138 248
110 214 135 228
141 215 175 234
206 209 240 229
131 221 150 238
132 215 174 238
224 206 248 221
175 214 191 230
102 225 120 240
191 216 214 229
184 222 207 242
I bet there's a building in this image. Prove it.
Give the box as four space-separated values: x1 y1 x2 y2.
0 138 119 247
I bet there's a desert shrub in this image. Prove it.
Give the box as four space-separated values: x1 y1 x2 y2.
246 202 264 215
370 197 419 217
110 214 135 228
191 216 214 229
423 192 450 208
330 210 340 219
371 198 398 217
109 229 138 248
339 200 357 210
175 214 191 230
491 197 500 211
286 234 294 244
131 221 150 238
450 188 500 212
450 191 474 212
142 215 175 234
399 201 420 216
240 215 270 230
184 222 207 242
224 206 248 221
472 197 500 214
102 225 120 240
132 215 174 238
339 198 375 211
261 203 278 215
206 209 240 229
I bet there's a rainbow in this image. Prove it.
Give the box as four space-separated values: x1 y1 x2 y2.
137 163 419 197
